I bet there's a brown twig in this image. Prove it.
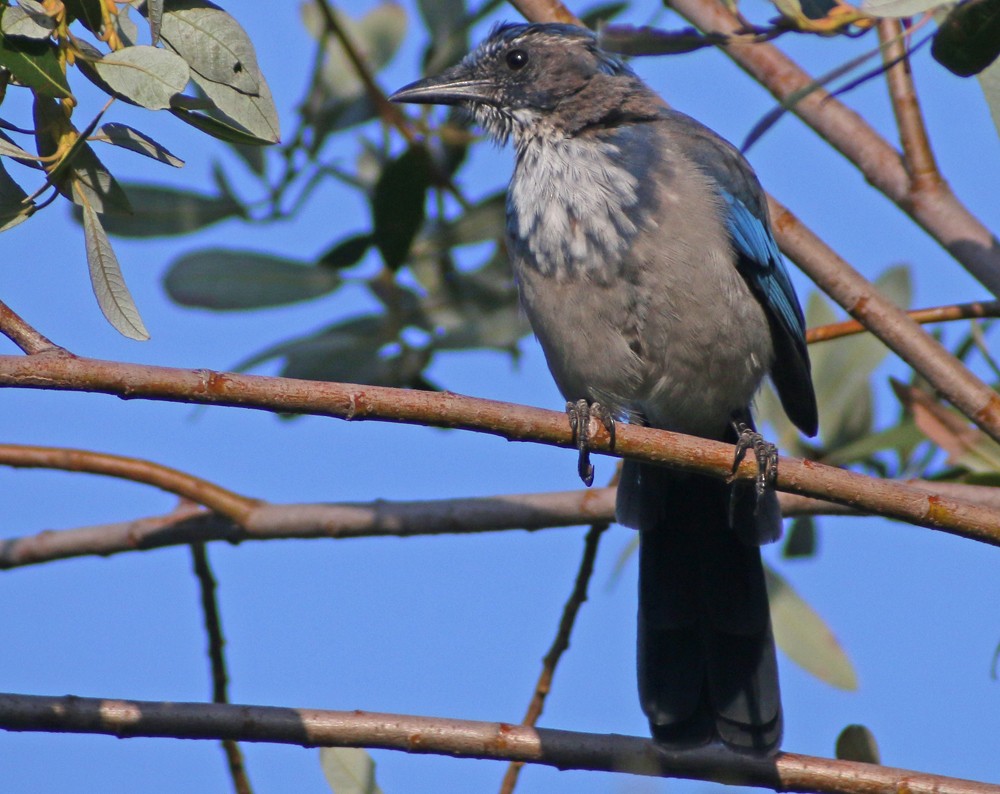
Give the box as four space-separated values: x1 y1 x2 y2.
2 353 1000 546
878 18 941 193
0 299 65 355
0 488 616 569
191 543 253 794
807 300 1000 344
499 519 609 794
0 692 997 794
767 197 1000 446
0 444 259 524
312 0 414 142
508 0 583 26
661 0 1000 297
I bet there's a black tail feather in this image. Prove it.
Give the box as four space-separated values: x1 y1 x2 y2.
619 458 782 754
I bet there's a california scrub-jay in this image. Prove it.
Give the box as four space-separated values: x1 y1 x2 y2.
391 23 817 755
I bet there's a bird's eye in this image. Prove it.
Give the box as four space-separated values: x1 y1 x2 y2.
505 49 529 70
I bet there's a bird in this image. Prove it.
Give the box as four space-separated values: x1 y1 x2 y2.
391 22 817 755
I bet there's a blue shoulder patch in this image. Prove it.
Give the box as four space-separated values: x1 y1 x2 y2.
721 191 807 347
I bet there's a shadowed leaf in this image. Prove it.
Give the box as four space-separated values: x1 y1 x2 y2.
92 123 185 167
932 0 1000 77
79 183 242 237
0 31 71 97
2 4 56 40
372 145 431 271
783 516 817 558
0 159 33 231
90 45 190 109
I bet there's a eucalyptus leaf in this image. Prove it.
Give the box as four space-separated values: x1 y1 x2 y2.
318 233 373 270
188 69 280 143
0 31 71 97
932 0 1000 77
977 56 1000 139
158 0 260 94
782 516 817 558
169 103 277 146
372 145 431 271
859 0 942 16
93 122 185 167
2 5 55 40
835 724 881 763
79 197 150 340
64 0 104 32
319 747 383 794
80 183 242 237
0 159 33 232
0 135 35 160
164 249 341 310
766 566 858 690
114 4 139 46
90 46 189 109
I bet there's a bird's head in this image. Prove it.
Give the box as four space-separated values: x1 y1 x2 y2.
389 23 635 144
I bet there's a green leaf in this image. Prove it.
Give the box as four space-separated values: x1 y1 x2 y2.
0 159 34 232
932 0 1000 77
158 0 260 94
0 135 35 160
301 2 408 102
318 233 373 270
188 68 280 143
0 30 71 98
372 145 431 271
63 0 103 32
80 183 242 237
835 724 881 763
169 102 276 146
79 194 150 340
64 144 134 214
766 566 858 690
164 249 341 310
92 122 185 167
319 747 383 794
782 516 817 559
2 4 56 40
90 45 190 109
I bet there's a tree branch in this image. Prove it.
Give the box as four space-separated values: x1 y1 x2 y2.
191 543 253 794
664 0 1000 297
0 299 65 355
0 444 259 523
2 352 1000 547
0 693 996 794
807 300 1000 343
500 519 609 793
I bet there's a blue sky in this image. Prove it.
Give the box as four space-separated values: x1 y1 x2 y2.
1 2 999 792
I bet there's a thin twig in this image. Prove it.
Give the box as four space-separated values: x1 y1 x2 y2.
662 0 1000 297
191 543 253 794
0 444 259 523
312 0 414 142
807 300 1000 344
878 18 941 193
0 692 997 794
0 299 65 355
499 520 609 794
3 353 1000 546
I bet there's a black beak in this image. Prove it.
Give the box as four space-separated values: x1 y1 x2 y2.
389 64 494 107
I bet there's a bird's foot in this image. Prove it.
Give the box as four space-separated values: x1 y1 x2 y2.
730 422 778 497
566 399 616 487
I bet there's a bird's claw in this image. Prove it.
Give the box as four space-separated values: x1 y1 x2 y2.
567 399 615 487
730 422 778 497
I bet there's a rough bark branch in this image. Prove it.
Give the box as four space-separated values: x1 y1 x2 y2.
2 353 1000 548
0 693 996 794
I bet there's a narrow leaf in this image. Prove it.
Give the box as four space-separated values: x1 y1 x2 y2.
169 102 276 146
0 135 35 160
77 183 242 237
977 56 1000 140
93 122 185 167
0 159 33 231
164 249 341 310
189 68 280 143
318 233 373 270
766 566 858 690
79 192 150 340
0 32 71 97
372 145 431 270
859 0 941 16
91 45 189 109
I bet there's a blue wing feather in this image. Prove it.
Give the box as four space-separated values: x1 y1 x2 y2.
721 191 807 350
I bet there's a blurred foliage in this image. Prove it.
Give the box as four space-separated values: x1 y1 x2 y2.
4 0 1000 690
